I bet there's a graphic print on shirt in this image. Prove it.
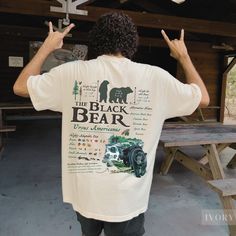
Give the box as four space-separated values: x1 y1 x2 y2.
102 135 147 177
68 80 153 177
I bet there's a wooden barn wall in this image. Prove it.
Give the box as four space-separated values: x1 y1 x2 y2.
136 47 222 121
176 50 222 121
0 29 222 121
0 35 31 103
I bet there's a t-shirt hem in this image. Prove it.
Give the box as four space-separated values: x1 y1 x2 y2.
63 200 148 222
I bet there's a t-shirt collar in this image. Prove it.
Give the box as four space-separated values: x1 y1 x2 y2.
98 54 130 62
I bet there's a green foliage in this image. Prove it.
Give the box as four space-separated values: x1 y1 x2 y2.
225 58 236 118
112 160 132 172
108 135 142 145
73 80 79 100
226 63 236 100
109 135 127 144
112 160 127 168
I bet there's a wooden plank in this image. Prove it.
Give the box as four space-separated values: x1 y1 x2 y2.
220 56 229 122
160 124 236 147
139 37 214 52
160 147 177 175
0 103 33 110
175 150 213 180
163 122 221 129
0 24 88 42
1 0 236 37
207 144 225 179
0 24 216 52
176 50 221 121
208 178 236 197
224 57 236 75
160 134 236 147
161 125 236 134
0 126 16 132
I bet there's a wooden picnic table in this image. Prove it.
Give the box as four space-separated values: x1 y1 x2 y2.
159 123 236 235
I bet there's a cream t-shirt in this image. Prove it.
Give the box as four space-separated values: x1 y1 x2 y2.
27 55 201 222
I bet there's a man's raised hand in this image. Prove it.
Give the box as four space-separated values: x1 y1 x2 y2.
161 29 189 62
42 21 75 53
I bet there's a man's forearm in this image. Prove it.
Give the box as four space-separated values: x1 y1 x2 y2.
13 45 51 97
13 22 75 98
179 55 210 107
161 29 210 108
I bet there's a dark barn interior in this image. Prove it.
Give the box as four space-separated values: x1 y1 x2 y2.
0 0 236 120
0 1 236 236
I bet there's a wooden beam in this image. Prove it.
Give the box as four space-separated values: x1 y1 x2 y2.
1 0 236 37
175 150 213 180
0 24 88 42
0 24 215 52
0 126 16 132
224 57 236 75
160 147 177 175
131 0 166 13
80 0 96 6
119 0 129 3
134 36 215 52
207 144 225 179
220 56 231 122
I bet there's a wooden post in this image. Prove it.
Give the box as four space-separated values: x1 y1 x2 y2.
207 144 225 179
207 144 236 235
160 148 177 175
175 150 213 180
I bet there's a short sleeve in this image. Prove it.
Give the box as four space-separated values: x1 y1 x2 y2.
163 72 202 119
27 66 62 112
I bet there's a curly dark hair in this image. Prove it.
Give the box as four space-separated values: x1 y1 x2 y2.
88 12 139 59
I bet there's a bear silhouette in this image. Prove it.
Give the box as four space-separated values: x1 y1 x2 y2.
109 87 133 104
99 80 109 103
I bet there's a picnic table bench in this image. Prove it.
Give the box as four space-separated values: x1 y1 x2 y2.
159 123 236 235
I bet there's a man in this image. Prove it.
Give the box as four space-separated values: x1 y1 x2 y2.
14 12 209 236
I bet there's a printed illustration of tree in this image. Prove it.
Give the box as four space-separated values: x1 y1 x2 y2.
73 80 79 100
79 86 82 102
121 129 130 136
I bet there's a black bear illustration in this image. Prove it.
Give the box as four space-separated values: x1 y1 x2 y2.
99 80 109 103
109 87 133 104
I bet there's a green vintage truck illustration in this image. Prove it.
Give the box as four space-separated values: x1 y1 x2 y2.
102 135 147 177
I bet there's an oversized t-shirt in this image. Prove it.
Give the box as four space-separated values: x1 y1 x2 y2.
27 55 201 222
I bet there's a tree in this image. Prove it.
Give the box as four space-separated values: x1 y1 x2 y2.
73 80 79 100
